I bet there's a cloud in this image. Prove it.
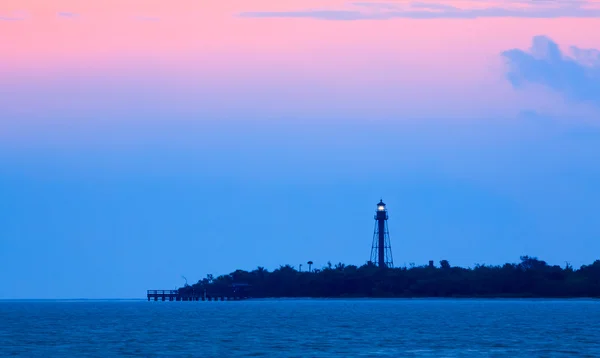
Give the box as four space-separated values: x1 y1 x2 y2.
502 36 600 107
57 12 79 19
409 2 459 11
239 1 600 20
0 11 27 21
571 47 600 67
351 2 403 10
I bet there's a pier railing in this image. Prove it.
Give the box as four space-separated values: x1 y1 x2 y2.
147 290 178 295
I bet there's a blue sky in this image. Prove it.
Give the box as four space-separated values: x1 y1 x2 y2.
1 1 600 298
2 113 600 298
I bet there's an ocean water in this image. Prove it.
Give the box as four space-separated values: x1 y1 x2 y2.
1 299 599 357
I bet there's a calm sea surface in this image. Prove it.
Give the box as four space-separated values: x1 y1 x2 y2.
1 299 599 357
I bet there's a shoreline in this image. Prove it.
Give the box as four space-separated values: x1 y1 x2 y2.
2 297 599 302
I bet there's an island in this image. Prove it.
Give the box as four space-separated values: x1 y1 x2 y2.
175 256 600 299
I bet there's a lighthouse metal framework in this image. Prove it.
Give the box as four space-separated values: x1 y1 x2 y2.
370 199 394 268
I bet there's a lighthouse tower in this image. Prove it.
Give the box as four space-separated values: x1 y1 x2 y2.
370 199 394 268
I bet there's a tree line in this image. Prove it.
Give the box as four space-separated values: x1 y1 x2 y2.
178 256 600 298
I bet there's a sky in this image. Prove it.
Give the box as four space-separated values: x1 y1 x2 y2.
1 0 600 299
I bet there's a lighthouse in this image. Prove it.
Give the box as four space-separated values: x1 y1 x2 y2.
370 199 394 268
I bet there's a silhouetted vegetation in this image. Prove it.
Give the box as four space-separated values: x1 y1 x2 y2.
178 256 600 298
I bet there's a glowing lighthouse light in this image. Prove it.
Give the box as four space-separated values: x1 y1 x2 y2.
378 204 385 211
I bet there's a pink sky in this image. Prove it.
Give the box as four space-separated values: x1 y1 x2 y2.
2 1 600 122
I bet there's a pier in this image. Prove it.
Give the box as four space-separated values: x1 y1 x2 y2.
147 284 251 301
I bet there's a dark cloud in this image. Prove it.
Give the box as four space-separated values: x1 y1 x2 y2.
502 36 600 107
239 1 600 20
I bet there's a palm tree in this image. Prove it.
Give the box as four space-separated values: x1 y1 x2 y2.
254 266 267 279
307 261 313 272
